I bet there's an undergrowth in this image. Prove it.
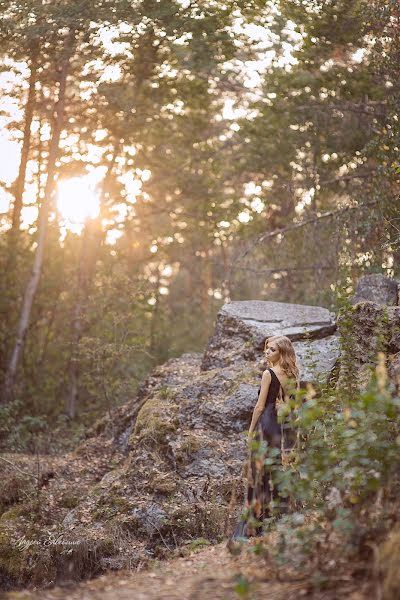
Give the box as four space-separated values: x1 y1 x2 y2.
232 298 400 598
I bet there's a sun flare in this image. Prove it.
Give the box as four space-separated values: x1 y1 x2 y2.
57 177 100 229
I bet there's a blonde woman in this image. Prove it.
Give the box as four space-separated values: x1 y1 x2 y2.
233 335 300 538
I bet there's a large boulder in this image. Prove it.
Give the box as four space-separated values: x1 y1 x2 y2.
350 274 399 307
201 300 339 386
338 274 400 390
337 300 400 390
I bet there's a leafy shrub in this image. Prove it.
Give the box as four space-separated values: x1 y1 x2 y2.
239 350 400 570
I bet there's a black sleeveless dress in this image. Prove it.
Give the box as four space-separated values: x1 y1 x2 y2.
233 367 295 538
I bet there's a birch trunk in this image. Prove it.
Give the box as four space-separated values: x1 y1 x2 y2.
2 31 75 404
10 47 38 236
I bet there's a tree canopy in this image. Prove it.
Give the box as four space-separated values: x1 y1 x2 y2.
0 0 398 445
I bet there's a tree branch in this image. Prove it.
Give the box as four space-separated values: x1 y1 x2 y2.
239 198 379 260
0 456 38 480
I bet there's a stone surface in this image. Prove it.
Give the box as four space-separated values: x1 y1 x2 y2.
201 300 337 385
337 301 400 390
218 301 336 340
350 274 399 307
201 383 259 434
132 504 167 537
293 334 341 385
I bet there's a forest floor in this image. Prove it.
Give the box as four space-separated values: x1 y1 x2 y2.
4 540 369 600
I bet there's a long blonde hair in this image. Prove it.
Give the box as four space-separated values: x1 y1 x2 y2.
264 335 300 393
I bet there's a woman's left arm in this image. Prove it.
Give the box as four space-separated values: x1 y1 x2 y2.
248 369 271 440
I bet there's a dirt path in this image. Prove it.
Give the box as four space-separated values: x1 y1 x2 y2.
5 543 308 600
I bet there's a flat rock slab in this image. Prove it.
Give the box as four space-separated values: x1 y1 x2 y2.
202 301 337 384
220 300 335 337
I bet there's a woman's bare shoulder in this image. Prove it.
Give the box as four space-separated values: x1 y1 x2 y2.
261 368 272 382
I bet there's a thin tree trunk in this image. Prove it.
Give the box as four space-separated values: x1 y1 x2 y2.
149 284 160 360
201 250 211 328
2 48 39 364
2 31 75 404
65 144 119 418
220 238 234 300
36 108 44 202
9 47 38 236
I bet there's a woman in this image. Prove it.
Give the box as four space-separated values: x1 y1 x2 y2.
233 335 300 538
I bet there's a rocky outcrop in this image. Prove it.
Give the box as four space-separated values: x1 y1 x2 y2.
2 283 400 590
201 300 339 385
350 273 399 306
0 354 253 589
337 300 400 391
336 274 400 391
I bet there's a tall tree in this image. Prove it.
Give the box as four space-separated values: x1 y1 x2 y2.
0 1 45 238
1 0 128 403
2 28 76 403
223 0 399 301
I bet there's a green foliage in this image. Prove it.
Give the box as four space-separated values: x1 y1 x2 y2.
301 356 400 506
226 0 399 304
77 334 144 420
0 0 262 441
250 350 400 569
233 573 251 599
133 395 179 450
184 537 211 550
0 399 49 453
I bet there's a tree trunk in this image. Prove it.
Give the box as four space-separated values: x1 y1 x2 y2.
201 250 211 332
149 284 160 360
65 145 119 419
2 48 39 364
9 47 38 237
2 31 75 404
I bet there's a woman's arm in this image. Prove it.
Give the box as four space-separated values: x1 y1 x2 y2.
248 369 271 439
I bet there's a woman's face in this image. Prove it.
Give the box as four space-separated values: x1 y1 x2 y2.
264 341 280 366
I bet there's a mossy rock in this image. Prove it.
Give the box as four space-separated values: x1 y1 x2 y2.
91 506 114 521
0 472 34 516
0 505 27 522
2 495 43 523
0 529 27 585
180 434 202 455
112 496 132 512
60 494 80 509
158 386 177 400
91 484 104 497
132 396 179 448
149 473 178 495
91 491 132 521
185 537 211 551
